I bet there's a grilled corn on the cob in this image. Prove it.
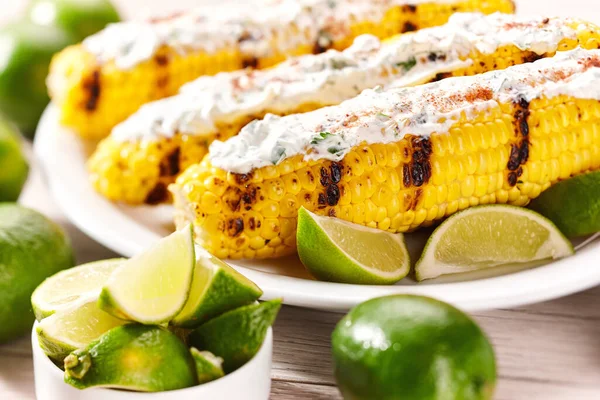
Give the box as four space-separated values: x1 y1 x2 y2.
171 48 600 259
89 12 599 205
48 0 515 139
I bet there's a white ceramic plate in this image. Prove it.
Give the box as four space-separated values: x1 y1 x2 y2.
35 105 600 312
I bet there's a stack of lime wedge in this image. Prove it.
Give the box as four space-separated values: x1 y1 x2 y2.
32 226 281 392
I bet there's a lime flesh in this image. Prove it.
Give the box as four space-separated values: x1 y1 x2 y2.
171 246 263 328
37 300 128 362
98 225 195 324
416 205 574 281
189 299 281 373
64 324 198 391
32 258 124 321
190 348 225 384
332 295 496 400
0 204 74 343
297 207 410 285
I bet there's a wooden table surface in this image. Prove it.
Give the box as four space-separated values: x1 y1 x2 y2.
3 1 600 399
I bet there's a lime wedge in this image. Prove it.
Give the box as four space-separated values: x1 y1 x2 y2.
171 247 263 328
297 207 410 285
64 325 198 391
189 299 281 373
415 205 574 281
98 226 196 324
36 300 129 362
190 348 225 384
529 171 600 238
32 258 124 321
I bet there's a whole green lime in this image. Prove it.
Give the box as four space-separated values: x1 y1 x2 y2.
0 204 74 343
0 22 72 137
529 171 600 238
27 0 121 43
0 118 28 201
332 295 496 400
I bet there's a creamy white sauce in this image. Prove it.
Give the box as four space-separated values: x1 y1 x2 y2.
84 0 470 70
209 48 600 173
112 13 582 142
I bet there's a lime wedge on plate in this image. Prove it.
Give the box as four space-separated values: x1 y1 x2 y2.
64 325 198 391
415 205 574 281
529 171 600 238
171 247 263 328
36 300 129 362
190 348 225 384
32 258 124 321
297 207 410 285
98 226 195 324
189 299 282 373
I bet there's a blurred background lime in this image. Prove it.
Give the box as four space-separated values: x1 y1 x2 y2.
0 204 74 343
0 22 72 137
0 0 120 138
27 0 120 43
0 117 28 201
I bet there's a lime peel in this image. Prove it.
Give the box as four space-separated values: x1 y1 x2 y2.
171 246 263 328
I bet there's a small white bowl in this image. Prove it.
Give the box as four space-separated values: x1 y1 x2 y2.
32 323 272 400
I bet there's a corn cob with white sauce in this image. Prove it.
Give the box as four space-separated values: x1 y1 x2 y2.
88 12 600 204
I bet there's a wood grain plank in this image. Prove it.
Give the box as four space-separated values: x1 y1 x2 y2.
0 355 35 400
271 380 341 400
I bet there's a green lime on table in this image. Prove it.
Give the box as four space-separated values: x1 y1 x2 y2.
32 258 124 321
98 225 196 324
415 205 574 281
0 204 74 343
332 295 496 400
0 22 72 136
36 299 128 362
0 118 28 201
529 171 600 238
189 299 282 373
64 324 198 391
190 348 225 384
28 0 120 42
297 207 410 285
171 247 263 328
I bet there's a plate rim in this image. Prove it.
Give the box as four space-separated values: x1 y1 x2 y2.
35 104 600 312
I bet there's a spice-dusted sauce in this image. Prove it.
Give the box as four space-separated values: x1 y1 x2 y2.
209 48 600 173
112 13 583 142
83 0 474 70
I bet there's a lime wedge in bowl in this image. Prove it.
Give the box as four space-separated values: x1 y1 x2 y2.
297 207 410 285
32 258 124 321
189 299 282 373
64 325 197 391
98 225 195 324
36 300 129 362
415 205 574 281
190 348 225 384
171 246 263 328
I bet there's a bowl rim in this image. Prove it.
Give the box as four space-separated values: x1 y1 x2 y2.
31 321 273 396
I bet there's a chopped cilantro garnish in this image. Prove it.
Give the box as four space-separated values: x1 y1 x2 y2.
272 146 286 165
377 112 391 119
327 146 343 156
395 57 417 71
310 131 332 145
